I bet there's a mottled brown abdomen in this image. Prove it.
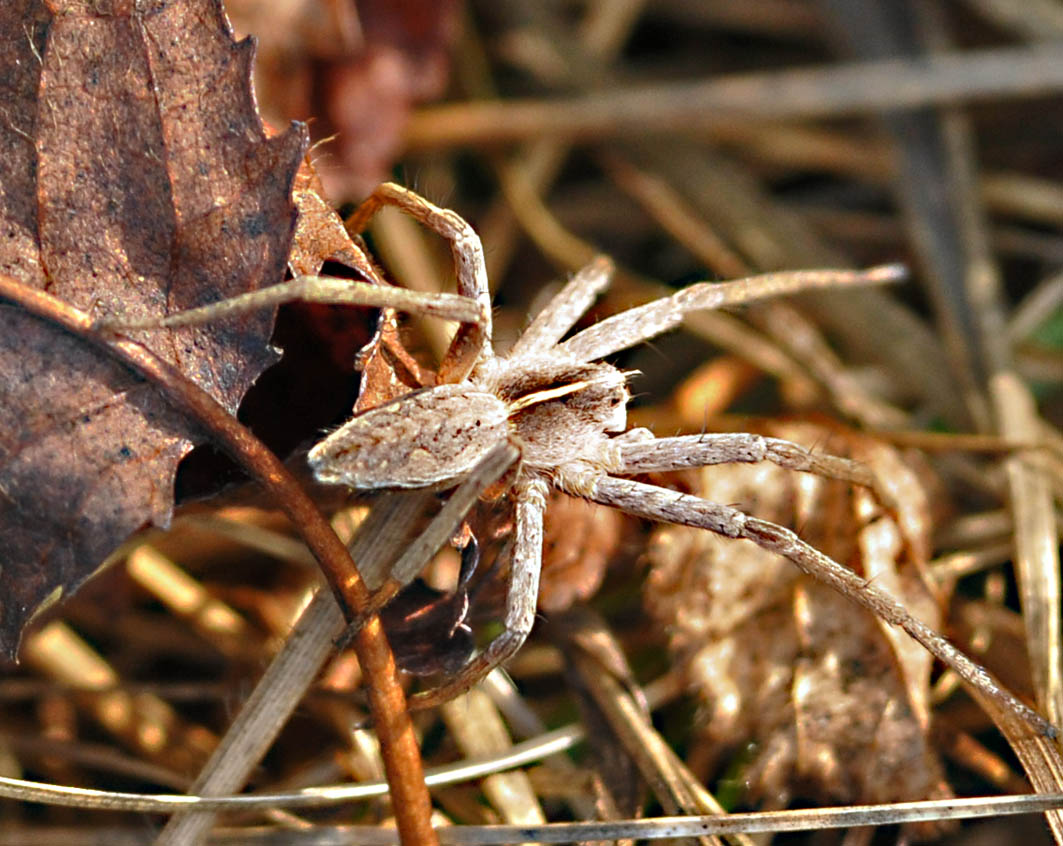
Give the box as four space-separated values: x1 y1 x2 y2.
308 384 510 489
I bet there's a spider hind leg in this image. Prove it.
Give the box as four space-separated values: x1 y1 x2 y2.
555 462 1056 738
410 477 547 710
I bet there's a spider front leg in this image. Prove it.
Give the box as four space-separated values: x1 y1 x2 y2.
611 432 891 507
346 182 493 382
560 264 906 363
508 255 613 357
410 476 548 710
554 461 1057 738
93 274 485 334
94 182 494 382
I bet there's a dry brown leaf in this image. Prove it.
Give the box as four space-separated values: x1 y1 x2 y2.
0 0 306 656
645 421 952 811
229 0 460 201
290 157 371 277
289 155 427 411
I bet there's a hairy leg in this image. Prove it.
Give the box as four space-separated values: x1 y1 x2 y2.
561 264 905 363
610 432 891 506
410 476 548 710
508 255 613 357
94 274 485 333
346 182 493 381
554 461 1055 737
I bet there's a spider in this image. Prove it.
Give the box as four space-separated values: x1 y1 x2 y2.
102 183 1052 732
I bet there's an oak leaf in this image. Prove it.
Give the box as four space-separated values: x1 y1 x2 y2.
0 0 307 656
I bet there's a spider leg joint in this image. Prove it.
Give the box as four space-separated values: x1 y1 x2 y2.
554 461 604 499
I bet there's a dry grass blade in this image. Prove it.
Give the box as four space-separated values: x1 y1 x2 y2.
556 607 755 846
153 493 430 845
406 45 1063 148
440 690 546 836
207 795 1063 843
818 6 1063 837
20 621 216 774
9 797 1063 842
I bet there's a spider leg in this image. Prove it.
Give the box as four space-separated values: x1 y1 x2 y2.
96 183 494 382
611 433 893 508
338 441 519 646
94 275 485 333
508 255 613 357
409 476 548 710
560 264 905 363
346 182 493 381
554 462 1056 738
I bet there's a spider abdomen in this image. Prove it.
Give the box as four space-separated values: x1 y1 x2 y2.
308 384 510 489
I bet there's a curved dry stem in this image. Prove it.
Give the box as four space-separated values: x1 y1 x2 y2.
0 273 438 846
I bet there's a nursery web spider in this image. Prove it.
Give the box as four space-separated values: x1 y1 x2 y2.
100 183 1053 732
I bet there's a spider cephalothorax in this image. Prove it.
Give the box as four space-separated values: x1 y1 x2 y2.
491 359 630 470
